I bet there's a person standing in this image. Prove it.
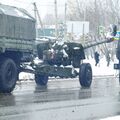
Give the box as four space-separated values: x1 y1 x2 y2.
94 51 100 66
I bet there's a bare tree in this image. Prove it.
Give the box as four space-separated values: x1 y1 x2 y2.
67 0 120 34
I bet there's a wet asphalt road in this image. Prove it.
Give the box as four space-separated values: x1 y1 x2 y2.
0 76 120 120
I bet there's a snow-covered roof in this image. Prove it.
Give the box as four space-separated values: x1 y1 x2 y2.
0 4 35 20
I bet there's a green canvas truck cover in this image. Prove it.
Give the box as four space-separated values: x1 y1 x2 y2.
0 4 36 52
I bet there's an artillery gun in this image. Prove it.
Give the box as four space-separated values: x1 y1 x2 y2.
33 38 113 88
0 4 115 93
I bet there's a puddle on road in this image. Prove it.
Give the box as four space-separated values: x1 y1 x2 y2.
0 93 15 106
0 76 120 107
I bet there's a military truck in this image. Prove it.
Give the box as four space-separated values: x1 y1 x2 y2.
0 4 36 93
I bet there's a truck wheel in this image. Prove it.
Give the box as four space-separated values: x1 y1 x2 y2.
79 63 92 88
0 58 17 93
35 74 48 86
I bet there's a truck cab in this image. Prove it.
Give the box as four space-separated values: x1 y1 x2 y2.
0 4 36 93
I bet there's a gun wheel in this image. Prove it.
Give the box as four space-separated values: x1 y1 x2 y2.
35 74 48 86
79 63 92 88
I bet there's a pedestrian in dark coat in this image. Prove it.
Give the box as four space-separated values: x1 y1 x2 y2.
94 51 100 66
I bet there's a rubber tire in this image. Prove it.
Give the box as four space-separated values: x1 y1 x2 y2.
0 58 17 93
79 63 92 88
35 74 48 86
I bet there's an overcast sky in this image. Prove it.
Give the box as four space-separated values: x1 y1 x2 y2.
0 0 67 19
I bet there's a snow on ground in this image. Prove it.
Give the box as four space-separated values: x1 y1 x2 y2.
100 116 120 120
18 57 120 120
19 72 34 81
19 56 119 80
85 57 120 120
84 56 118 76
19 57 42 81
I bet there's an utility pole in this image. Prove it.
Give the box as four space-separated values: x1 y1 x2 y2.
33 2 37 22
82 6 86 45
33 2 45 37
71 23 74 40
33 2 43 29
64 3 67 40
33 2 37 37
54 0 58 39
94 0 99 35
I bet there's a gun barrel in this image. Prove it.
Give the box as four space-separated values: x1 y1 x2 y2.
84 38 113 49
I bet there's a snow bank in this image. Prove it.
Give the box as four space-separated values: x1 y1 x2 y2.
84 56 118 76
101 116 120 120
19 56 118 80
19 72 34 81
